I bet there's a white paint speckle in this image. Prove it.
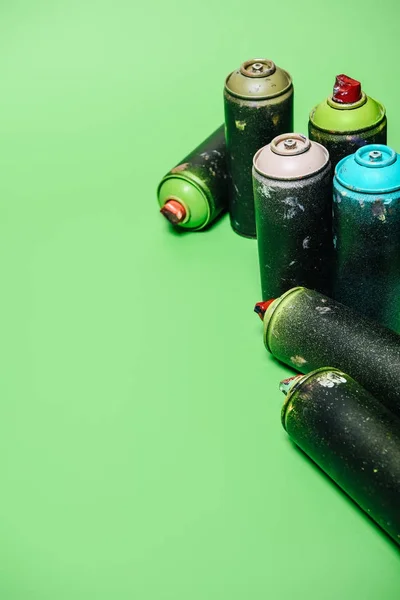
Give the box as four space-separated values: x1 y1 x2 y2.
317 372 347 388
291 355 307 367
282 197 305 219
303 236 310 249
315 306 331 314
261 185 271 199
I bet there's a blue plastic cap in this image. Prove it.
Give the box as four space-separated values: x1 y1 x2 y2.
335 144 400 194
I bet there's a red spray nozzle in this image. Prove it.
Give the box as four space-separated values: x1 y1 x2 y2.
333 74 362 104
254 299 275 321
160 199 186 224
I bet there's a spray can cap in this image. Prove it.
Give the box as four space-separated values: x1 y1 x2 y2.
333 74 362 104
253 133 329 180
335 144 400 193
225 58 292 100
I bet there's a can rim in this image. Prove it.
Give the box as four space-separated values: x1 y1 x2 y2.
281 367 344 430
263 287 305 353
239 58 276 78
327 92 367 110
270 133 311 156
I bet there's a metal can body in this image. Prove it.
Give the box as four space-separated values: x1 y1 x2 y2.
224 59 293 238
333 145 400 332
308 74 387 171
263 286 400 418
253 134 332 299
281 368 400 546
308 117 387 171
157 125 228 231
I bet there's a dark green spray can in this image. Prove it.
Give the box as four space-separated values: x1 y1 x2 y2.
333 144 400 333
157 126 228 230
252 133 332 299
224 58 293 238
281 368 400 546
256 286 400 418
309 74 387 171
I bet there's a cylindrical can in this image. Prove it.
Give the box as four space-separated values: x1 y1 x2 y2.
224 58 293 238
309 74 387 171
259 286 400 418
252 133 332 299
157 125 228 231
333 144 400 332
281 367 400 546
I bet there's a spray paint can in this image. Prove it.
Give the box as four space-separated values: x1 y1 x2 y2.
309 74 387 171
255 286 400 418
281 368 400 546
224 58 293 238
333 144 400 332
157 125 228 231
252 133 332 299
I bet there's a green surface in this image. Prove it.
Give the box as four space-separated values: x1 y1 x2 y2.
0 1 399 598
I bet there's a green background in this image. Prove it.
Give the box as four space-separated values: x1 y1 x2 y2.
0 1 399 598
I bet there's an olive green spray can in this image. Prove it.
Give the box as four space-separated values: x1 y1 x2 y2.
308 74 387 171
252 133 332 299
256 286 400 418
224 59 293 238
281 368 400 546
157 126 228 231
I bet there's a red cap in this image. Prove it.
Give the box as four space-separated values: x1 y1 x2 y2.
254 299 275 321
160 199 186 224
332 74 362 104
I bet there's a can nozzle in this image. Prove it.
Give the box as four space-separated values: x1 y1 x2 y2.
160 199 187 225
279 374 304 395
333 74 362 104
254 299 275 320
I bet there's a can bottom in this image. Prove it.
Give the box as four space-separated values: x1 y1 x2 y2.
229 222 257 239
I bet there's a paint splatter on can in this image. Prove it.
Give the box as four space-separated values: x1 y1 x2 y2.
333 144 400 332
224 59 293 238
281 367 400 546
258 286 400 418
157 126 228 231
309 74 387 171
252 133 332 299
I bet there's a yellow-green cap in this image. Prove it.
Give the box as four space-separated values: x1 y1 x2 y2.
310 94 385 133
